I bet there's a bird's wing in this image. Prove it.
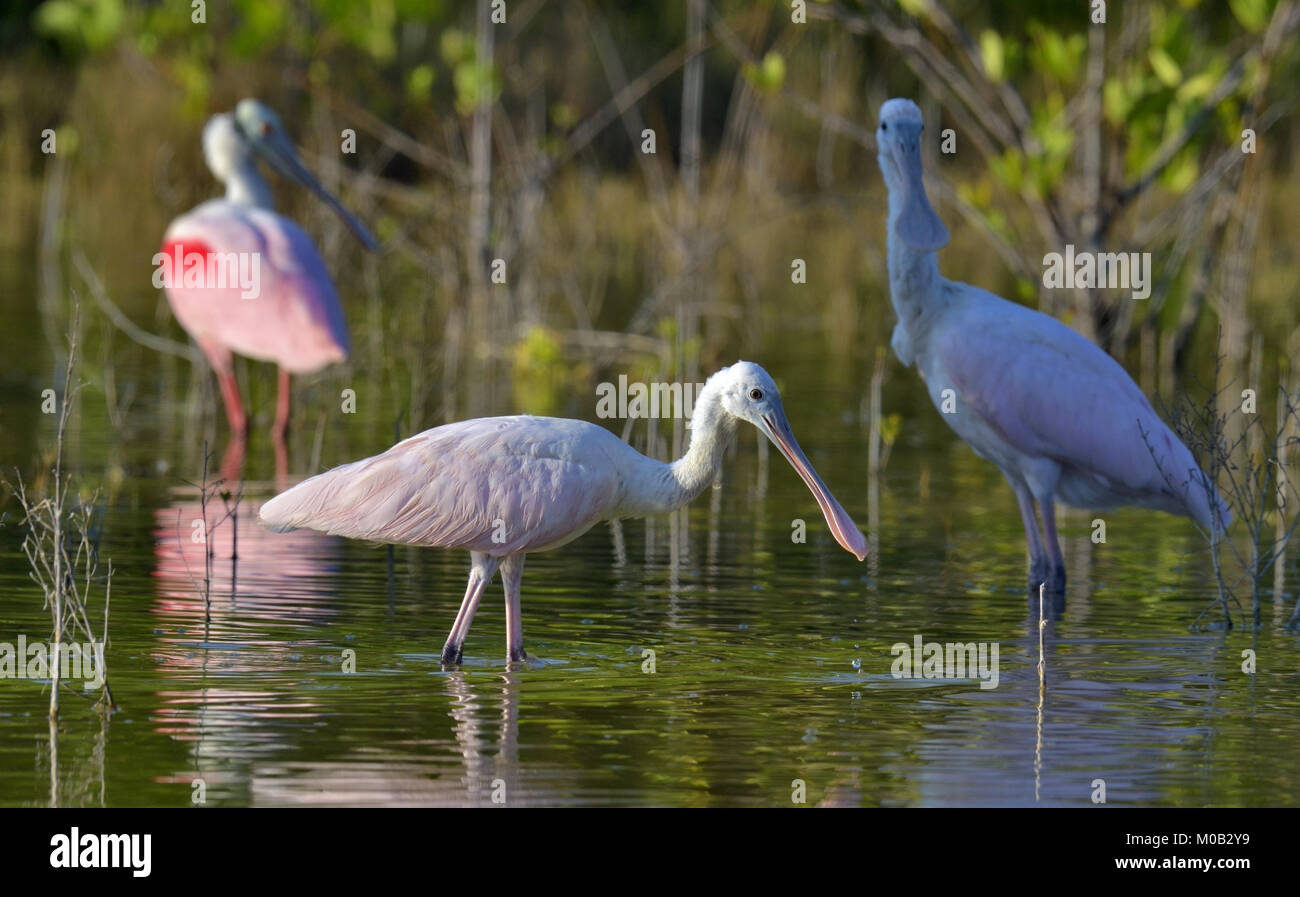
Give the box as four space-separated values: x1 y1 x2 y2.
243 207 350 359
259 417 628 555
162 202 349 368
935 286 1223 525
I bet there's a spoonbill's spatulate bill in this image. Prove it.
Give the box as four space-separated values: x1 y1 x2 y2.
259 362 867 664
160 99 377 440
875 98 1229 591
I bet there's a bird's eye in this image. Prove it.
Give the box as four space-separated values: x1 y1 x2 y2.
749 388 763 401
881 121 888 131
261 122 273 136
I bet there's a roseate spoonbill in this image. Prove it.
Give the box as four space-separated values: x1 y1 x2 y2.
160 99 377 442
259 362 867 664
875 98 1229 591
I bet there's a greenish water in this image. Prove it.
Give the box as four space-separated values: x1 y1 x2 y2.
3 380 1297 806
1 252 1298 807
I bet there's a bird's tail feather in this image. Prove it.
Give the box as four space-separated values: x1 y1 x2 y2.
1183 466 1232 534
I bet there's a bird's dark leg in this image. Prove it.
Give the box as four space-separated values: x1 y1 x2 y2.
1012 483 1049 590
272 369 290 485
441 552 499 666
501 553 528 664
1039 496 1067 593
273 367 292 442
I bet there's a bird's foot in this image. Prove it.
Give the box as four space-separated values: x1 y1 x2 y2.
1028 562 1066 596
507 646 528 665
439 643 463 667
1048 563 1066 594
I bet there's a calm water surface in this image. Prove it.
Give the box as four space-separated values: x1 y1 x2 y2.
1 274 1297 807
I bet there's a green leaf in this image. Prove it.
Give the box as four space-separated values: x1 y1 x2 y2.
454 61 500 115
34 0 125 51
550 103 578 130
407 64 435 102
1229 0 1272 32
988 148 1024 192
979 30 1005 82
1102 77 1129 124
743 51 786 92
1148 48 1182 87
33 1 81 41
880 414 903 446
1176 70 1217 102
1160 148 1198 193
440 28 471 65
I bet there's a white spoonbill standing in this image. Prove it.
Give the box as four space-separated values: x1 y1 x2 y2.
160 99 377 441
259 362 867 664
875 98 1228 590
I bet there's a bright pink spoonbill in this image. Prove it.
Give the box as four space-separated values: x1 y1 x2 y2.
259 362 867 665
160 98 377 442
876 98 1229 591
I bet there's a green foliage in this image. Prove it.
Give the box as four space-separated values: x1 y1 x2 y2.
654 317 703 376
407 64 436 103
453 60 501 116
743 52 787 93
896 0 930 18
978 30 1004 82
1148 47 1183 87
33 0 124 52
1230 0 1276 32
227 2 290 56
1026 22 1085 87
879 412 902 448
512 326 581 418
440 27 472 66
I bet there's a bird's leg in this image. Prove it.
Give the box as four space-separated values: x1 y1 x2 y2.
219 433 247 483
216 370 248 435
441 552 500 666
1038 496 1067 593
501 554 527 664
272 367 291 484
273 367 292 442
200 340 247 437
1012 483 1048 590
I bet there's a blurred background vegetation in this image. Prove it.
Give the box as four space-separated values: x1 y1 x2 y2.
0 0 1297 481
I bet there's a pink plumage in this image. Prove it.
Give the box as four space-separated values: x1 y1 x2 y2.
162 201 349 374
259 416 626 554
261 363 869 665
160 99 375 441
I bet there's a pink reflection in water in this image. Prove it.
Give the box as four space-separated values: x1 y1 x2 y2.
152 492 341 625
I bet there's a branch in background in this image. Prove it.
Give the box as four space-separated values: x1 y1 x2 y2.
581 2 677 244
72 248 200 363
1106 2 1300 237
805 2 1016 153
536 28 716 184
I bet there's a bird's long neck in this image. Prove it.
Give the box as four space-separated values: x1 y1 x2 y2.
223 162 275 209
885 189 945 342
620 380 737 516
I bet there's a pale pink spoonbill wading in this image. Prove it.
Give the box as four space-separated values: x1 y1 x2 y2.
259 362 868 665
160 99 378 449
875 98 1229 591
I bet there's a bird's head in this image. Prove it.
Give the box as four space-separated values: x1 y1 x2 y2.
876 98 949 254
711 361 868 561
201 113 253 184
230 99 379 251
